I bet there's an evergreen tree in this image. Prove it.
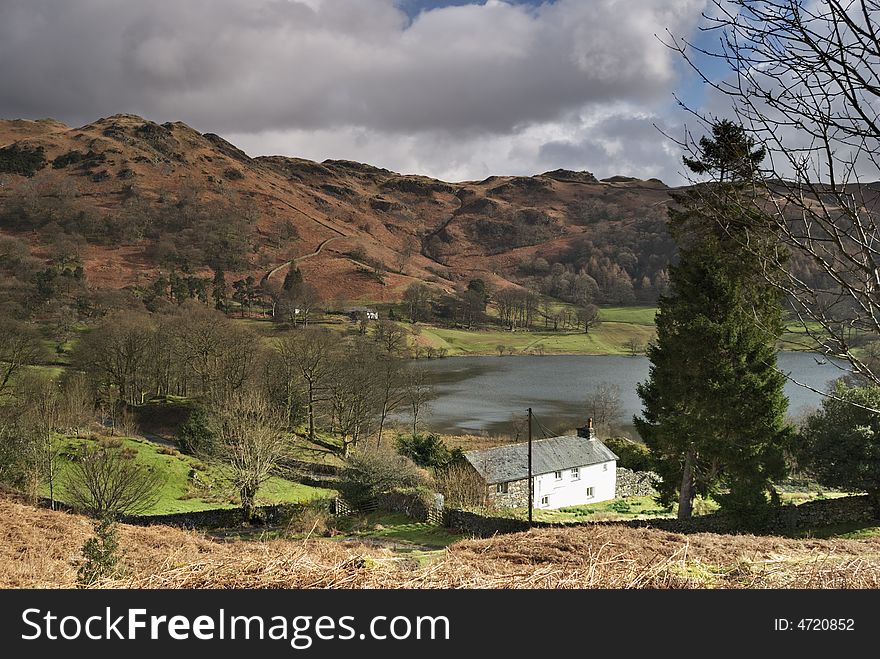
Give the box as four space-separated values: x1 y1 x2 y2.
212 269 228 311
795 382 880 514
151 273 169 301
635 121 790 523
169 271 190 305
282 266 303 292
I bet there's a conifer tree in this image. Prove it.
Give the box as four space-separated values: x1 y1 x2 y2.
212 269 228 311
635 120 790 523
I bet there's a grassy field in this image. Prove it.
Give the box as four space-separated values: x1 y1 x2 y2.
416 322 656 357
599 306 657 325
339 512 464 548
170 303 831 359
530 495 674 522
507 488 850 525
44 434 334 515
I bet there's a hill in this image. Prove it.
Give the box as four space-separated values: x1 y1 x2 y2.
3 492 879 588
0 114 676 313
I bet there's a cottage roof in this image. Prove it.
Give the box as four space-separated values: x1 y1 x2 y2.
464 435 618 484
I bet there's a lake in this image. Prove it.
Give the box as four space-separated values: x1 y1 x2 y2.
410 352 849 437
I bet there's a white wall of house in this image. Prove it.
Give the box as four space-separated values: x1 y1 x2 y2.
533 460 616 509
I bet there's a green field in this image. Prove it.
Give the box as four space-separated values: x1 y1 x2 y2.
44 435 334 516
233 301 827 358
338 511 465 549
599 306 658 325
417 322 655 357
527 495 676 523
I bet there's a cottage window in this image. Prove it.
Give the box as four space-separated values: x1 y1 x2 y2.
571 467 580 480
496 482 509 494
554 470 563 480
541 496 549 505
586 487 594 497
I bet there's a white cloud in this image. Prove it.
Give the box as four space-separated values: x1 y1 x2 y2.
0 0 707 182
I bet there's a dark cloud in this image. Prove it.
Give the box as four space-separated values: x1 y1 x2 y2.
0 0 706 182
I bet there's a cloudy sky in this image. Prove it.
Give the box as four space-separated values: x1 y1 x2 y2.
0 0 717 184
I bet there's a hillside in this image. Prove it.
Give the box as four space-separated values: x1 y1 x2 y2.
4 492 879 589
0 114 675 311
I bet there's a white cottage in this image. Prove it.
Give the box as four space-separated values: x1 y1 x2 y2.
464 420 618 509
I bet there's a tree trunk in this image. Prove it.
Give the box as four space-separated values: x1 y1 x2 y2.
678 446 696 520
377 402 388 448
241 486 256 523
308 384 315 442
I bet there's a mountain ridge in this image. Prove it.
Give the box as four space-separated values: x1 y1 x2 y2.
0 114 678 310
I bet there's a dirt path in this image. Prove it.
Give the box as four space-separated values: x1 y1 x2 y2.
261 235 343 286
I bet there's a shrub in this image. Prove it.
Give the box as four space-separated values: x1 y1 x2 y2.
284 499 336 537
76 517 122 586
0 144 47 177
177 407 219 457
65 443 164 517
609 499 632 514
794 381 880 512
52 150 85 169
223 167 244 181
604 437 652 472
434 463 485 509
395 433 465 469
339 448 427 506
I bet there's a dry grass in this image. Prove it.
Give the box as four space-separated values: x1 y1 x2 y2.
2 492 880 589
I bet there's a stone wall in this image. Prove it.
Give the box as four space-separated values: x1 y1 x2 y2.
37 498 312 529
117 503 310 529
615 468 660 498
486 478 529 509
373 490 431 521
445 509 532 536
445 495 879 538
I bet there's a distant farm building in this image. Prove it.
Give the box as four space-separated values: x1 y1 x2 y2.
464 420 618 509
345 306 379 321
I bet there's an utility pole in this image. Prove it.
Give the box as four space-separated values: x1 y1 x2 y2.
527 407 533 526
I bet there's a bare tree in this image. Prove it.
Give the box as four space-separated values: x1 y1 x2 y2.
20 373 63 509
403 282 432 323
75 311 155 406
373 356 408 448
624 337 644 357
213 391 288 522
373 320 409 356
277 328 336 442
576 303 601 334
584 382 623 435
326 342 381 456
0 319 42 399
167 303 257 403
435 462 486 508
405 366 436 437
668 1 880 390
65 441 164 517
59 372 95 437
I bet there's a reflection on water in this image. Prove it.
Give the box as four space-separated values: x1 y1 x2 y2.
408 352 849 437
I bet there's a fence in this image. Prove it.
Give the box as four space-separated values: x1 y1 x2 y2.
332 490 445 524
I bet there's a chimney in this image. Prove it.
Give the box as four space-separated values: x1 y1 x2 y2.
576 418 597 441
